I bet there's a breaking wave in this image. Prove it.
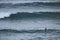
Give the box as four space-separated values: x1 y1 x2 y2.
0 12 60 20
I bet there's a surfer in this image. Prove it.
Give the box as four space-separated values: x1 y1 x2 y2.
45 28 47 34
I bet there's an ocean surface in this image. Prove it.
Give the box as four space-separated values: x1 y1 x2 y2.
0 0 60 40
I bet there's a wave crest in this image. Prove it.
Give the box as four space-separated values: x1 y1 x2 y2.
0 29 60 33
0 2 60 8
0 12 60 20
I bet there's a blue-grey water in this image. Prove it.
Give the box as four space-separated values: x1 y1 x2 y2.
0 32 60 40
0 0 60 40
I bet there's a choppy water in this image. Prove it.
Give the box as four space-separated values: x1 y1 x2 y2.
0 32 60 40
0 0 60 40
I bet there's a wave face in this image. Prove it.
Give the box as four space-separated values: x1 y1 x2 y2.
0 12 60 20
0 12 60 30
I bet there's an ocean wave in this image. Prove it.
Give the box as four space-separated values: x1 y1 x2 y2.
0 0 60 3
0 2 60 8
0 29 60 33
0 12 60 20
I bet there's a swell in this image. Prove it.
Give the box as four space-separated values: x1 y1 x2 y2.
0 12 60 20
0 2 60 8
0 29 60 33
